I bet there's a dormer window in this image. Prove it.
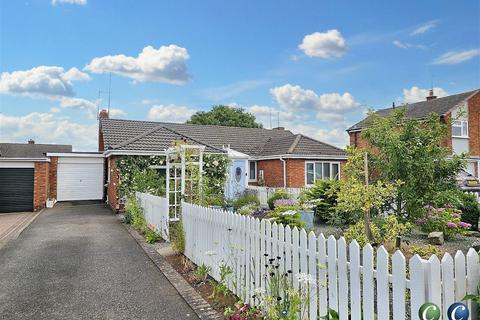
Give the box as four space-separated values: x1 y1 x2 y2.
452 120 468 138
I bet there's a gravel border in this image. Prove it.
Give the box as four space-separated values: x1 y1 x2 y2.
123 223 223 320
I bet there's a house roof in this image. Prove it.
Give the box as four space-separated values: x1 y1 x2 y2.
348 89 479 131
111 125 224 153
0 143 72 158
100 118 346 158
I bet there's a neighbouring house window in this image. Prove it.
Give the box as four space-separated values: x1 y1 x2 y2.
249 161 257 181
305 161 340 185
452 120 468 138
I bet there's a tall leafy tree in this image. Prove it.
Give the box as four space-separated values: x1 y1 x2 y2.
362 108 467 219
186 105 262 128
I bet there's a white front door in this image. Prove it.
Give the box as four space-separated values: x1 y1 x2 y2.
57 157 104 201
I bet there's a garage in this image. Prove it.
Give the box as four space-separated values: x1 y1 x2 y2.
56 155 104 201
0 167 34 212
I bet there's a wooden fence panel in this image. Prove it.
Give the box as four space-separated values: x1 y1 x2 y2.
179 202 479 320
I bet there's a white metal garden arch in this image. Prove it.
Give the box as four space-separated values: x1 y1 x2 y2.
164 144 204 221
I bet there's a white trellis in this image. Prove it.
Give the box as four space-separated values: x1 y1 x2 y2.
165 144 204 221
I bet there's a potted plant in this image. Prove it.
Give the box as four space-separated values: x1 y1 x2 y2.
46 198 56 208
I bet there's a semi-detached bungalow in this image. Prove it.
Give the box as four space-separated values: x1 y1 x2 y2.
98 110 347 211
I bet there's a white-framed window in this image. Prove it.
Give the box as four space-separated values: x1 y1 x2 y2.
305 161 340 185
248 161 257 181
452 120 468 138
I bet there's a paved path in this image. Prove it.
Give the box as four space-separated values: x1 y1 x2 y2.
0 203 198 320
0 211 39 249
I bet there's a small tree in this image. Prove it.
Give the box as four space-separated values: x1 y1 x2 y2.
336 147 400 242
362 108 466 219
186 105 263 128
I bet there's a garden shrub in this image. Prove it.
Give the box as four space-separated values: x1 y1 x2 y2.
300 180 339 222
267 190 292 210
131 169 166 196
123 210 132 224
266 206 305 229
170 221 185 253
237 203 257 215
458 192 480 230
410 244 442 259
375 215 412 243
416 205 470 239
344 221 382 247
233 193 260 210
145 229 161 243
125 196 146 231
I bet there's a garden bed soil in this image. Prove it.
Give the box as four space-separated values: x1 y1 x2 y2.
404 228 480 255
164 252 236 318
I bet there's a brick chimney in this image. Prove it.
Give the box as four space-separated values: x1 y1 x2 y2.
99 109 109 119
426 89 437 101
28 139 35 144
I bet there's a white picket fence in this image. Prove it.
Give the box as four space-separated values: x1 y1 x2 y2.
246 186 308 208
136 192 169 241
182 202 480 320
465 191 480 203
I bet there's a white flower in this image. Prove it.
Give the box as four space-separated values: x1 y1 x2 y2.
295 273 316 287
205 250 217 256
282 210 297 216
213 160 219 166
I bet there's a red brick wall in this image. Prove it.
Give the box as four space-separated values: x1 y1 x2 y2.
441 113 453 151
468 92 480 157
257 159 284 187
348 131 370 149
286 159 305 187
48 157 58 199
256 158 346 187
107 156 120 211
98 128 105 152
33 162 49 211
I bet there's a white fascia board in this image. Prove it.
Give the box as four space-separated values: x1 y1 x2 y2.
251 154 348 161
225 148 250 159
0 157 49 162
46 153 104 158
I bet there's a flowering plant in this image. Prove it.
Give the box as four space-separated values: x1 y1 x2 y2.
266 206 305 229
417 205 470 239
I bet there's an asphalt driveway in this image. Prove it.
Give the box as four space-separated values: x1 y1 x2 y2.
0 202 198 320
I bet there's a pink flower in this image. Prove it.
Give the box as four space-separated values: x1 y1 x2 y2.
458 221 471 229
446 222 457 228
415 218 426 224
452 213 460 218
230 315 241 320
437 208 445 213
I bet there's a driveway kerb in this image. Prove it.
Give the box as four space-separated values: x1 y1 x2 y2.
123 223 223 320
0 210 43 249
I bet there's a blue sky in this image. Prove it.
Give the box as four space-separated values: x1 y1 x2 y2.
1 0 479 150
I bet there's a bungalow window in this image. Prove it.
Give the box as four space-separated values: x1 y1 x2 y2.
249 161 257 181
452 120 468 138
305 161 340 185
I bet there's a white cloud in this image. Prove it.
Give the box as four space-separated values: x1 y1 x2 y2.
411 20 439 35
402 86 448 103
432 49 480 65
62 67 91 81
0 66 90 99
299 30 347 59
51 0 87 5
147 104 196 123
287 122 349 148
270 84 360 122
392 40 426 50
244 104 296 128
59 97 96 112
85 45 190 84
0 112 97 151
108 108 127 119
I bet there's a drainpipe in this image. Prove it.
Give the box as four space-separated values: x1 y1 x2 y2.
280 156 287 188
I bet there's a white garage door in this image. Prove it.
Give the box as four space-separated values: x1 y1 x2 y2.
57 156 104 201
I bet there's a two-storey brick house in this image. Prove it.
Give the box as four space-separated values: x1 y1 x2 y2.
347 89 480 177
